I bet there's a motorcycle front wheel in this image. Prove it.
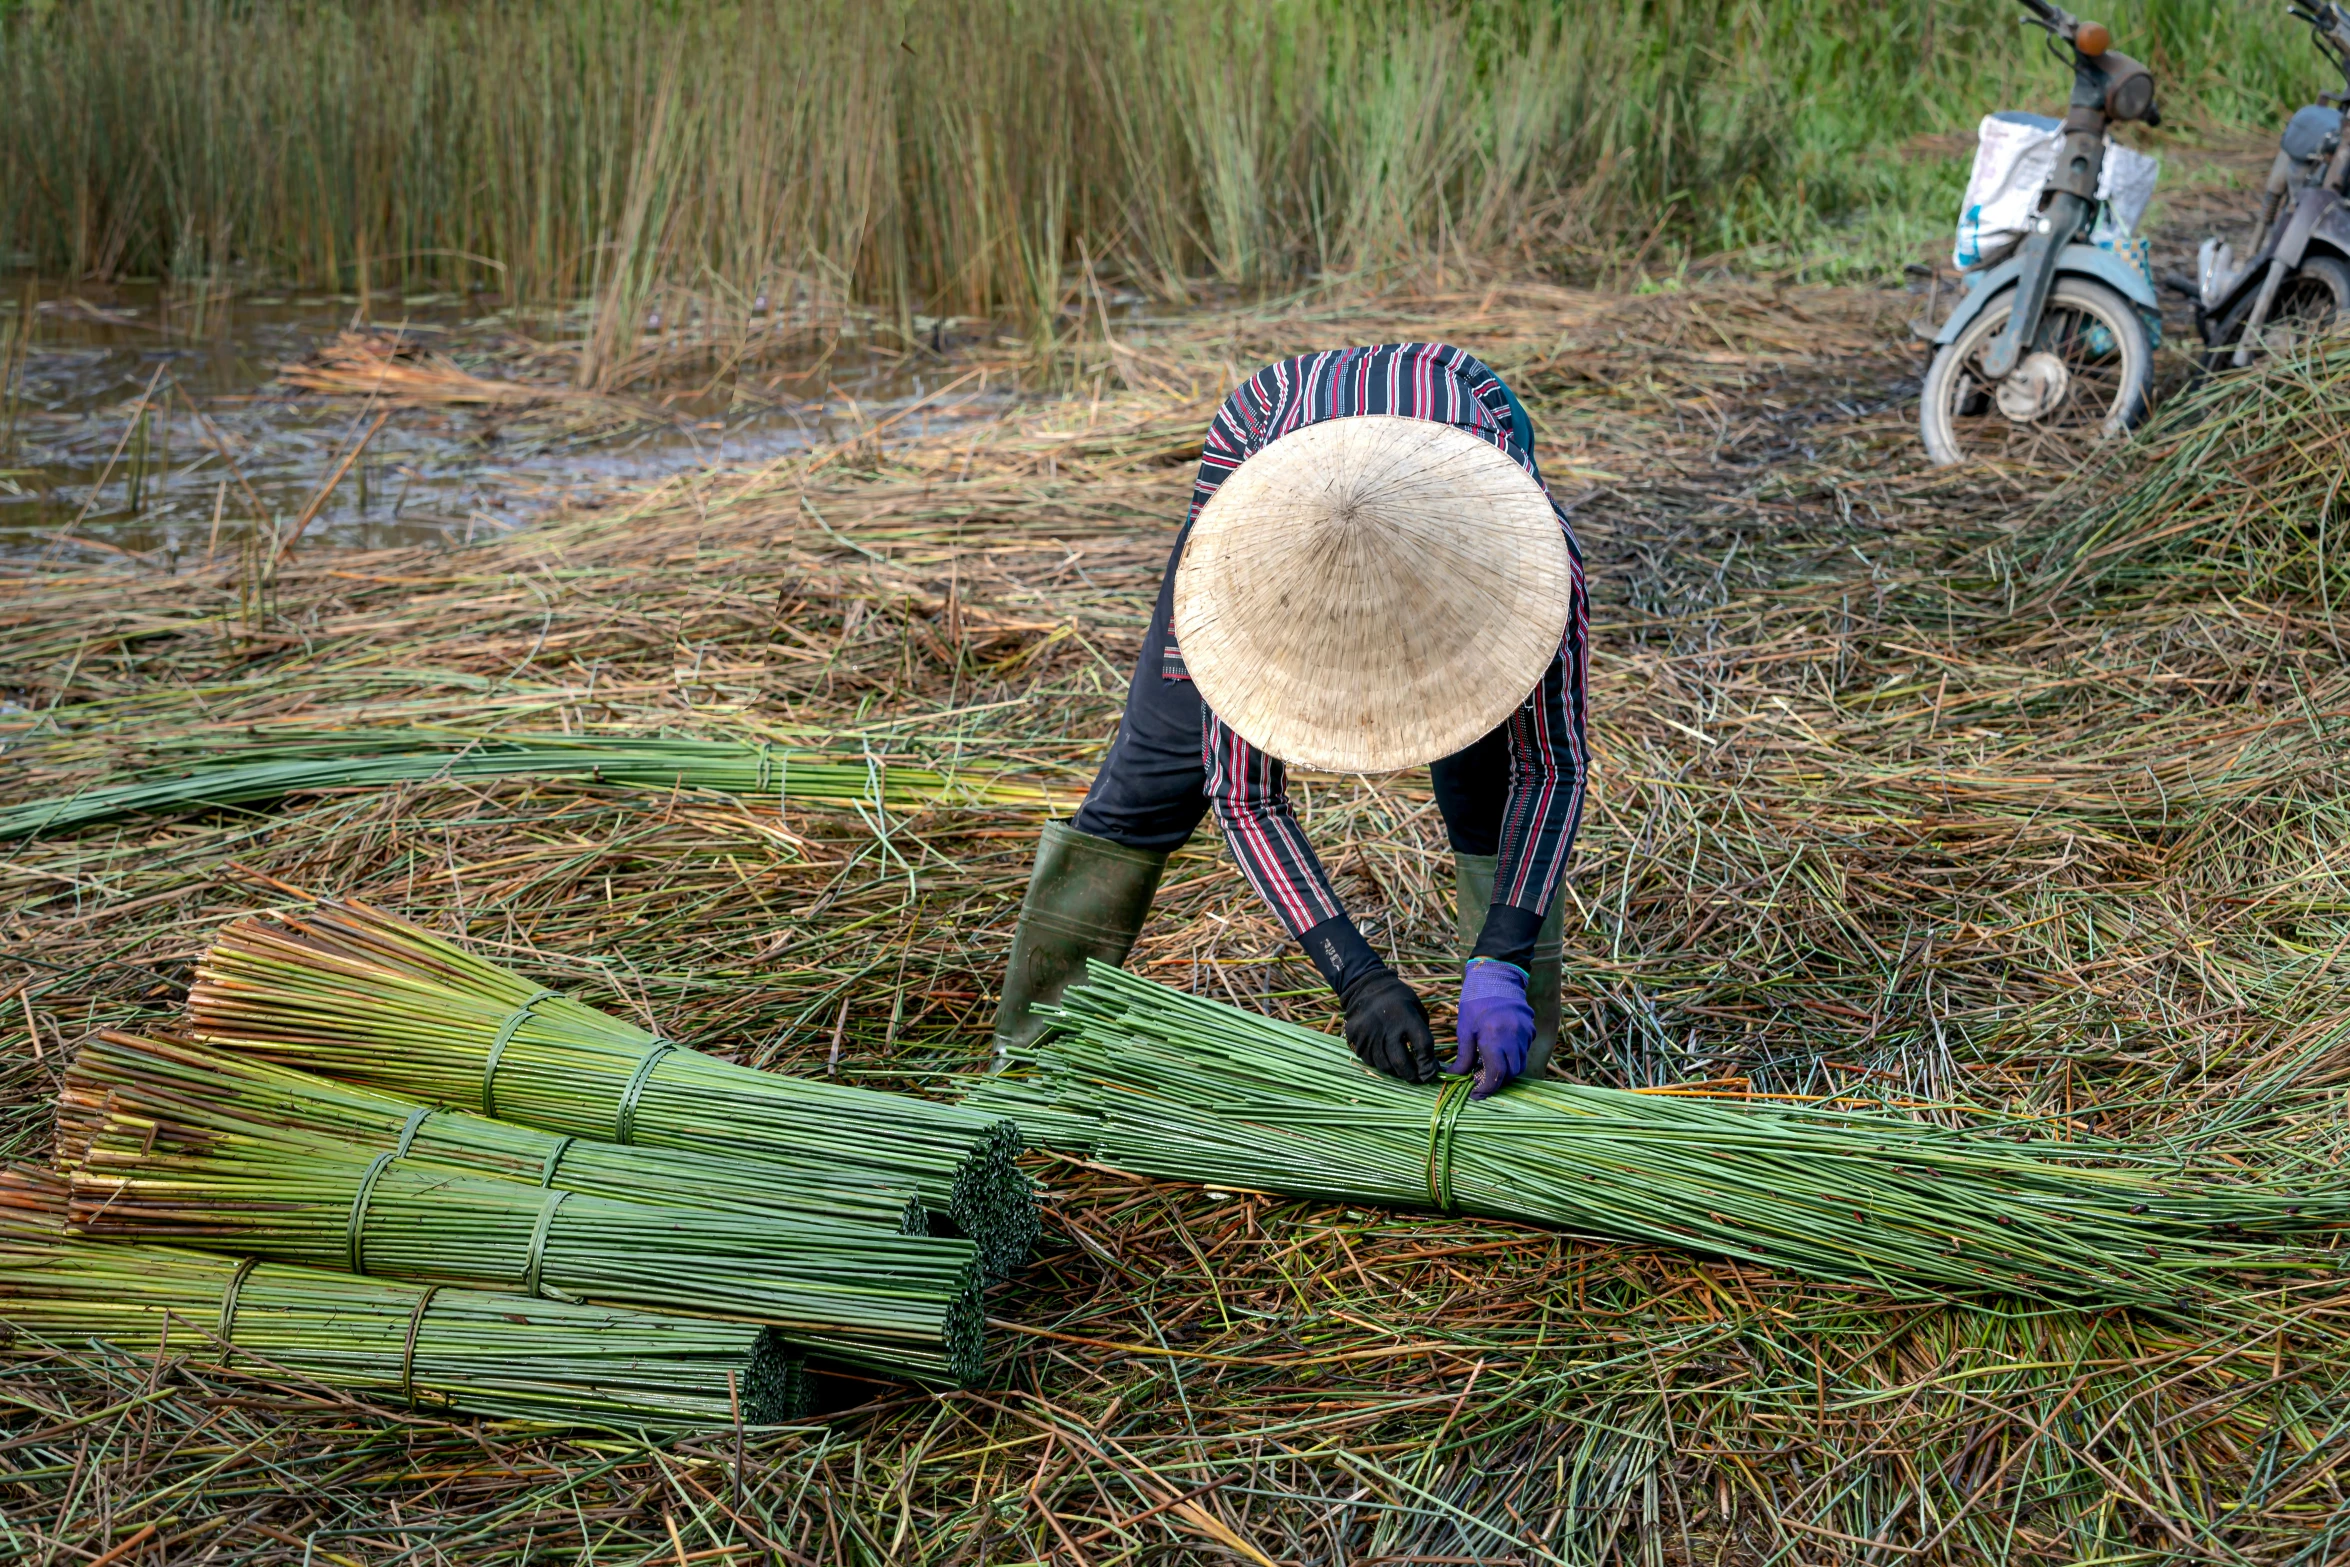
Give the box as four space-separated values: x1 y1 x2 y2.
1919 276 2153 468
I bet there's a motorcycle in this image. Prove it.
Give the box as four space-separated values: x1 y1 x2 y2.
2193 2 2350 367
1920 0 2164 467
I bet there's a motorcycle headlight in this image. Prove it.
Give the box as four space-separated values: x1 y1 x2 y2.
2106 68 2155 123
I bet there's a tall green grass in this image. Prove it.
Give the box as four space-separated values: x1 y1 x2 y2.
0 0 2318 325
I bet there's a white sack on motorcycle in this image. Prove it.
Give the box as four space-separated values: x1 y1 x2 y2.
1953 111 2159 271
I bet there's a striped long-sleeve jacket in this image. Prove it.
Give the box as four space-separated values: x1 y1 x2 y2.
1169 343 1590 964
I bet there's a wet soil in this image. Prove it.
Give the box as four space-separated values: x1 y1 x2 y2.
0 281 1004 564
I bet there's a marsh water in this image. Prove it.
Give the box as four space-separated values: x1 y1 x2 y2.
0 281 1003 565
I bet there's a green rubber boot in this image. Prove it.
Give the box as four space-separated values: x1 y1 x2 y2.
991 821 1169 1064
1453 852 1566 1079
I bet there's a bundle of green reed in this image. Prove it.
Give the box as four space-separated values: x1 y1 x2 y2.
186 899 1038 1279
0 729 1067 840
63 1030 927 1236
970 965 2346 1315
60 1106 988 1384
0 1169 810 1427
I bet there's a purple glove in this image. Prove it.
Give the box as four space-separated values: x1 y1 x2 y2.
1452 958 1535 1099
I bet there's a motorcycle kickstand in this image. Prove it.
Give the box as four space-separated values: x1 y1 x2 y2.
2233 257 2291 367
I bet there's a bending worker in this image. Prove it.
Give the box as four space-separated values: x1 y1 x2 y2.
992 343 1589 1097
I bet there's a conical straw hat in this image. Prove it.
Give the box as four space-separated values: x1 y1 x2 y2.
1172 415 1572 773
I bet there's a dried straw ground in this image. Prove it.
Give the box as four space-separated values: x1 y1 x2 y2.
5 277 2349 1564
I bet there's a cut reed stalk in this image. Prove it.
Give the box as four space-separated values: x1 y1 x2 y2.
185 899 1038 1279
59 1100 989 1383
971 965 2346 1316
0 730 1067 840
60 1029 929 1237
0 1169 811 1427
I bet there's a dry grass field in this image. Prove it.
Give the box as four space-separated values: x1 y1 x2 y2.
5 258 2350 1562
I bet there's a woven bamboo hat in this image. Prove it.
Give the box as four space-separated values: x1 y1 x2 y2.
1172 414 1572 773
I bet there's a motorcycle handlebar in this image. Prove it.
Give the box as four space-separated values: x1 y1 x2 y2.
2019 0 2079 40
2289 1 2350 92
2291 1 2350 51
2017 0 2161 122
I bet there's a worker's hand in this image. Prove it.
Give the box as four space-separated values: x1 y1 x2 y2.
1338 968 1439 1085
1452 958 1534 1099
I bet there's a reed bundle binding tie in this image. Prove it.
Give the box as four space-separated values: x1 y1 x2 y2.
398 1284 444 1406
753 744 788 802
613 1042 675 1144
968 964 2349 1317
392 1105 433 1157
537 1137 576 1188
346 1149 400 1274
0 1169 810 1426
216 1255 259 1362
483 990 559 1118
522 1191 570 1297
1424 1078 1472 1213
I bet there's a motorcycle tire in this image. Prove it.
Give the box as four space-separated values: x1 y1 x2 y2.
1919 276 2153 468
2203 254 2350 373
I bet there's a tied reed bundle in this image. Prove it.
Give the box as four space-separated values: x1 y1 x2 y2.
62 1030 928 1237
0 1170 810 1427
972 966 2347 1315
0 730 1069 840
61 1100 989 1384
186 899 1038 1278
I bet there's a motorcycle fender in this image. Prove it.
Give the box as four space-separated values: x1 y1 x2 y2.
2204 248 2278 325
2202 209 2298 328
2274 187 2334 269
1933 245 2160 346
2308 200 2350 263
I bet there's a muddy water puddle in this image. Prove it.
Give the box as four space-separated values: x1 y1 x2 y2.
0 282 1006 564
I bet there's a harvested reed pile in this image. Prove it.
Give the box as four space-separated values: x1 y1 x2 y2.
60 1091 989 1383
280 330 570 409
8 277 2350 1559
2033 335 2350 604
184 899 1038 1278
978 964 2343 1313
0 1169 811 1426
279 330 563 407
275 330 661 450
60 1029 928 1236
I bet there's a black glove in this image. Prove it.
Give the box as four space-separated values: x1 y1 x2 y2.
1339 967 1439 1084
